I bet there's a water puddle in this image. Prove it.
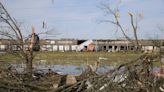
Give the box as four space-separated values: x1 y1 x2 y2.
11 64 163 76
11 64 115 76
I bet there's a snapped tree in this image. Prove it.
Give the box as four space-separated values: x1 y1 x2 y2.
0 1 40 77
100 1 143 50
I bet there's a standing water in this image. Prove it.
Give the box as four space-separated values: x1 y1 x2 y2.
11 64 115 75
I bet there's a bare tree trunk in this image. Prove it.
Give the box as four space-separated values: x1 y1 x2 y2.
133 28 140 50
99 4 133 44
26 50 33 77
26 27 35 77
129 13 140 51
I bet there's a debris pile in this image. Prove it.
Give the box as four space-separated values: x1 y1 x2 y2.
0 53 163 92
56 54 164 92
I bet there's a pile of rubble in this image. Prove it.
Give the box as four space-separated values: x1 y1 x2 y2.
56 54 164 92
0 53 163 92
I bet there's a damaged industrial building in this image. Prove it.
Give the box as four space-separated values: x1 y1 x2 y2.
0 39 164 52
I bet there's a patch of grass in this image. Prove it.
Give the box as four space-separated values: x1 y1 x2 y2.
0 53 20 63
0 51 141 65
33 52 140 66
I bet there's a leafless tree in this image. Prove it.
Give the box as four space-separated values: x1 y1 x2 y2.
0 1 54 77
0 2 27 63
128 12 143 50
100 3 131 41
100 2 143 50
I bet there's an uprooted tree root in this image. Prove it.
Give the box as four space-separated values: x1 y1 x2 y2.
0 53 163 92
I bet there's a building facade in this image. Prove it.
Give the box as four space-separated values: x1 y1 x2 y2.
0 39 163 52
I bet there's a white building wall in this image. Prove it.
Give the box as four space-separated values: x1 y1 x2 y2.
50 41 55 44
59 45 64 51
142 46 154 51
0 45 5 50
52 45 58 51
64 45 70 51
77 40 93 51
71 45 78 51
46 45 52 51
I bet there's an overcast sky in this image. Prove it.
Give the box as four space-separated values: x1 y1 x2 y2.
1 0 164 39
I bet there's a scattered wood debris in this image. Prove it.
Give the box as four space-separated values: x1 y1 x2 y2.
0 53 163 92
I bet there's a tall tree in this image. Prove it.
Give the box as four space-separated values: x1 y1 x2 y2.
100 1 143 50
100 3 131 41
128 12 143 50
0 1 49 77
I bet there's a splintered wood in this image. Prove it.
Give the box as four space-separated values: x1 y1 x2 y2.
0 53 163 92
